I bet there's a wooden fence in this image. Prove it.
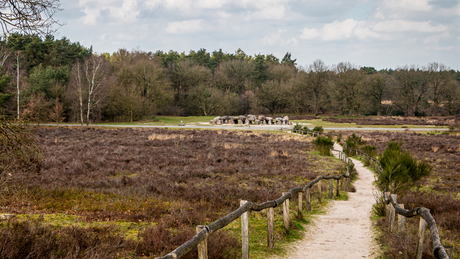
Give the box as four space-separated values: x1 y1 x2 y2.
155 129 452 259
156 138 353 259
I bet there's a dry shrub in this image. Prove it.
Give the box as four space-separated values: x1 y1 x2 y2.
376 216 438 259
137 221 238 258
0 218 130 259
401 191 460 238
148 134 187 140
0 119 42 183
323 116 456 126
5 127 343 257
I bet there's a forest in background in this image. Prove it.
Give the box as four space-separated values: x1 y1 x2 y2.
1 33 460 125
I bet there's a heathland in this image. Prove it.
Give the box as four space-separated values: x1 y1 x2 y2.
1 126 345 258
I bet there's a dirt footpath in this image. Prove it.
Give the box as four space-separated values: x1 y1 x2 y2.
278 143 378 259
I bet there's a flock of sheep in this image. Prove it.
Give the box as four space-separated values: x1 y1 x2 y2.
210 115 291 125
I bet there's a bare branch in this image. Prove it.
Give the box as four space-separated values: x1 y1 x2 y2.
0 0 64 36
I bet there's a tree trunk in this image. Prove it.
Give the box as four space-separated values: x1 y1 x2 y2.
86 95 91 126
79 94 83 127
16 54 20 120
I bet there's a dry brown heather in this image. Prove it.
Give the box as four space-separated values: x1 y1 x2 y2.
1 127 343 258
337 131 460 258
324 116 458 126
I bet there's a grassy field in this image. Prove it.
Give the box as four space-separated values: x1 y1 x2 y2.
50 115 451 129
1 127 348 258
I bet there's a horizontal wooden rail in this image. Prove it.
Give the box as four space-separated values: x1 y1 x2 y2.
384 193 449 259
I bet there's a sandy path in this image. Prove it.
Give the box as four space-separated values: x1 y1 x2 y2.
278 143 377 259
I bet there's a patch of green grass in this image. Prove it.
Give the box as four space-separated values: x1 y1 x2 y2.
1 213 154 240
5 186 168 215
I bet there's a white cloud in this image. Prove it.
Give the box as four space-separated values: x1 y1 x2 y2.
301 19 373 41
262 29 297 46
252 5 285 20
423 32 450 44
79 0 140 25
321 19 359 40
380 0 431 12
194 0 229 9
373 20 447 32
300 19 448 41
300 28 320 40
165 19 205 34
374 0 431 19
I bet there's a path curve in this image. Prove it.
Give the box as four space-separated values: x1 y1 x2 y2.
279 143 377 259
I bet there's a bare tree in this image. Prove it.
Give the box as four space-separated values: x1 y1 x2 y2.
106 49 173 121
444 79 460 115
333 62 365 115
68 55 109 126
257 80 291 115
427 62 451 116
190 84 223 116
291 70 310 114
0 44 11 66
213 59 254 95
48 97 64 124
306 59 329 115
15 51 19 119
393 66 431 116
267 63 296 84
366 73 389 116
0 0 63 36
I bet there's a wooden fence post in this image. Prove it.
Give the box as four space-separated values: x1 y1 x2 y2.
240 200 249 259
342 178 348 191
336 179 339 196
329 179 333 198
196 225 208 259
267 207 274 250
398 204 406 234
317 182 322 204
282 193 290 234
416 209 429 259
306 188 311 212
385 192 391 216
388 194 397 232
297 192 303 218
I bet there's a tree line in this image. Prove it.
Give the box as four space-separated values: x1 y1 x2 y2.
1 33 460 125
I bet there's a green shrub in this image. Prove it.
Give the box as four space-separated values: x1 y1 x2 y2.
293 123 302 132
312 135 334 156
345 133 366 156
312 126 324 133
377 142 432 195
302 126 309 132
362 145 377 166
336 133 343 143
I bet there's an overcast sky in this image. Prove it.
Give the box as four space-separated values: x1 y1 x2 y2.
54 0 460 70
